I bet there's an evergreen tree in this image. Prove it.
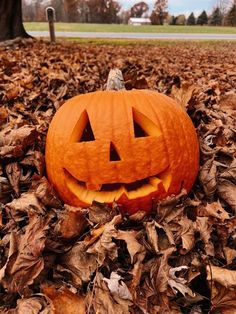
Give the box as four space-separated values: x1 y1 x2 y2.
187 12 196 25
197 10 208 25
210 7 222 25
226 4 236 26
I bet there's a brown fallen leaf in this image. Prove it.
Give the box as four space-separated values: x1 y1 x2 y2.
59 242 98 287
0 125 39 159
5 162 21 197
151 247 175 294
199 158 217 198
204 201 230 221
223 247 236 264
6 192 45 216
211 283 236 314
1 125 38 149
178 217 195 254
0 213 49 293
168 266 195 297
103 271 132 300
219 94 236 117
20 150 45 178
34 177 62 208
220 159 236 182
5 85 20 100
195 217 214 256
42 285 86 314
4 296 52 314
207 265 236 288
0 107 8 125
145 220 159 253
55 205 87 239
218 179 236 212
171 83 198 110
86 215 122 265
128 246 146 300
116 229 144 264
88 201 117 225
86 272 132 314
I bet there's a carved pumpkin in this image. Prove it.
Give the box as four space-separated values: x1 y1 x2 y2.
45 90 199 214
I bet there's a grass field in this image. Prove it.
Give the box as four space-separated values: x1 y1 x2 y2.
24 22 236 34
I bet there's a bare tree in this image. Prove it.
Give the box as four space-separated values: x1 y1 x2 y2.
84 0 121 23
151 0 168 25
215 0 233 23
0 0 30 41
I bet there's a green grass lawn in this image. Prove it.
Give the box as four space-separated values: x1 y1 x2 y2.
24 22 236 34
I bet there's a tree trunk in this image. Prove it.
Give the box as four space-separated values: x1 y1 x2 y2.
0 0 30 42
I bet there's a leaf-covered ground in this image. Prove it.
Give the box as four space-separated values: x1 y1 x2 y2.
0 39 236 314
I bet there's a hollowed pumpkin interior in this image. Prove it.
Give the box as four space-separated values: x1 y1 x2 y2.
64 167 171 204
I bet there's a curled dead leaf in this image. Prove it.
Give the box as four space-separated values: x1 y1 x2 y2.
194 217 214 256
86 272 132 314
171 83 198 110
56 205 87 239
207 265 236 288
211 283 236 314
34 177 62 208
204 201 230 221
59 242 98 287
168 266 195 298
199 158 217 198
178 217 195 254
42 285 86 314
86 215 122 265
6 192 45 216
103 271 132 301
218 179 236 212
5 296 52 314
5 162 21 197
88 201 116 225
116 229 144 264
0 213 49 293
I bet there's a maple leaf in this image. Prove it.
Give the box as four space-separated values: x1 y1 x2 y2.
0 213 49 293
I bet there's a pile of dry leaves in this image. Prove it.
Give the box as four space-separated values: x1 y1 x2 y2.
0 39 236 314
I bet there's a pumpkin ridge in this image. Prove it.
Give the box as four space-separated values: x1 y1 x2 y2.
123 91 137 179
141 90 170 180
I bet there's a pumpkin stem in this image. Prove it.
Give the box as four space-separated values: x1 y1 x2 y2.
106 68 126 91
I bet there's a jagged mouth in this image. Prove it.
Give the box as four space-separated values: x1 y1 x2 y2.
63 168 172 204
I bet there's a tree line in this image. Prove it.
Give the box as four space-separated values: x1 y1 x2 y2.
22 0 168 24
0 0 228 27
22 0 236 26
184 5 236 26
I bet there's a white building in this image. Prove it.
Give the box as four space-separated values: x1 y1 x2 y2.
128 17 151 25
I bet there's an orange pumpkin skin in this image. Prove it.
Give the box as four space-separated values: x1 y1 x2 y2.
45 90 199 215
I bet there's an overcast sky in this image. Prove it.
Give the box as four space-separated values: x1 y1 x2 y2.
120 0 216 16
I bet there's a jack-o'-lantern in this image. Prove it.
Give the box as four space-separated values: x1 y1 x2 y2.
45 89 199 214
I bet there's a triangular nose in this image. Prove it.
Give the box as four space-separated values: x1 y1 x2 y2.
109 142 121 161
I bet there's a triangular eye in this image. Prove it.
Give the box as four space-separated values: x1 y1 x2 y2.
133 121 148 137
80 118 95 142
70 110 95 142
110 142 121 161
132 108 162 138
